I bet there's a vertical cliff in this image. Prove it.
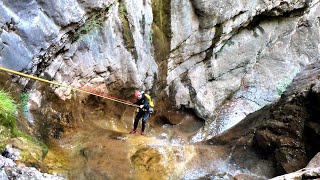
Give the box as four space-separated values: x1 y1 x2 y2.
0 0 319 146
1 0 320 179
168 0 320 140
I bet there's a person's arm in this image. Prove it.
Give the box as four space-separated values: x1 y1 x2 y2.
141 95 149 109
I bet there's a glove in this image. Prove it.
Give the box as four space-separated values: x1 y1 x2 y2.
139 105 144 109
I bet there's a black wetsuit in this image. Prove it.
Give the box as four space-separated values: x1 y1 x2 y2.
133 93 150 132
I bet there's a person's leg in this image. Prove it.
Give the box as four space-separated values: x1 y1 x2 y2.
141 111 150 133
133 111 143 131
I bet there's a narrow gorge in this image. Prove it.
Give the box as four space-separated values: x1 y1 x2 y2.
0 0 320 179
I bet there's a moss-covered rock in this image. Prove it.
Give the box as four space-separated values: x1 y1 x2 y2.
0 89 17 129
0 89 48 168
0 125 11 152
8 136 46 166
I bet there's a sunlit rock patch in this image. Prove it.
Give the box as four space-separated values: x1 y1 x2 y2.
128 135 195 179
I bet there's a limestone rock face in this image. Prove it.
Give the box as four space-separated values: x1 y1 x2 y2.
0 0 157 99
168 0 320 140
0 0 85 71
1 0 319 142
209 60 320 174
306 152 320 168
1 0 320 178
48 0 157 100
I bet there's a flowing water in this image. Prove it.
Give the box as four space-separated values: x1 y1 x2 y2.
42 107 208 179
31 94 271 179
39 106 272 180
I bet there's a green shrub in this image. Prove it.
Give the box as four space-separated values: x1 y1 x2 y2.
75 5 111 39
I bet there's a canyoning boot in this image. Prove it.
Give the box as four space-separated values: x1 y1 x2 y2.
131 129 136 135
140 131 144 135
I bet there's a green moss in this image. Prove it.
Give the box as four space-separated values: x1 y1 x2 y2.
118 1 138 60
0 90 48 159
151 0 171 41
150 0 171 90
0 89 17 129
151 0 171 63
0 125 11 152
149 29 154 42
118 1 128 18
12 129 48 159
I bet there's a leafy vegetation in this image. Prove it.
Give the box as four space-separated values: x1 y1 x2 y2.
74 5 111 39
0 89 48 158
149 29 154 42
21 92 29 115
0 89 17 129
215 39 235 59
224 39 235 46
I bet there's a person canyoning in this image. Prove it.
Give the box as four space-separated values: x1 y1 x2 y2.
131 90 152 135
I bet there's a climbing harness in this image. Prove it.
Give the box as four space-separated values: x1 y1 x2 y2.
0 66 139 108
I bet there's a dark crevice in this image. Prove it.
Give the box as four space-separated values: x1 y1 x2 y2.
245 5 309 31
179 72 209 119
1 18 17 32
231 11 248 21
151 0 171 95
168 81 177 106
179 72 197 101
205 23 223 62
118 0 138 62
153 115 175 126
169 32 194 54
302 175 320 180
304 91 320 160
192 6 206 18
22 32 72 92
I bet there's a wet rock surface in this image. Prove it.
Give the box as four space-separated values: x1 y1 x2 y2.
208 61 320 176
170 0 320 140
1 0 320 179
1 0 319 142
0 155 65 180
271 153 320 180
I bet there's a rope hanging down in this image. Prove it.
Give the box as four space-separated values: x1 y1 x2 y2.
0 66 139 108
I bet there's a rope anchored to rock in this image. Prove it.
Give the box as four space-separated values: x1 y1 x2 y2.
0 66 139 108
